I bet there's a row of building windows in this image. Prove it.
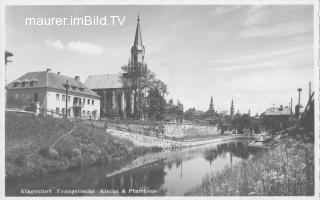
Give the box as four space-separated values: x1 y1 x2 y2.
55 93 95 105
82 110 96 117
55 108 71 116
13 80 38 87
70 85 85 92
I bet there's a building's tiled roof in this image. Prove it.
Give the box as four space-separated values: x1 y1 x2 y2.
264 106 291 116
6 71 100 98
84 73 124 89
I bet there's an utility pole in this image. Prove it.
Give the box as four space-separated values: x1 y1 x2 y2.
297 88 302 107
5 51 13 85
290 97 293 114
309 81 311 99
63 80 70 118
5 51 13 65
5 51 14 109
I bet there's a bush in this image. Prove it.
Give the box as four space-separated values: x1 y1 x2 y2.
188 137 314 196
38 147 50 158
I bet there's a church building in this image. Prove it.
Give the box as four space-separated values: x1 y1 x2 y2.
84 15 148 118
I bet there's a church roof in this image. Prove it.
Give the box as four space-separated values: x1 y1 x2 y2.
133 14 143 50
6 70 100 98
84 73 124 89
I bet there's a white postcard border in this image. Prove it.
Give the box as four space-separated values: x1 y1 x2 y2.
1 1 319 200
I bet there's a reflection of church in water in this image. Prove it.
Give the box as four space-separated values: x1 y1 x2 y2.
84 15 148 118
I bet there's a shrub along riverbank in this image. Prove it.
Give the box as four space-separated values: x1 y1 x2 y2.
5 113 161 180
186 128 314 196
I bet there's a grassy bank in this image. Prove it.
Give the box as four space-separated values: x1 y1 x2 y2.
5 113 160 180
186 128 314 196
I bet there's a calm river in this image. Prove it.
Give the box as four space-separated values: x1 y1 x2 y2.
6 140 257 196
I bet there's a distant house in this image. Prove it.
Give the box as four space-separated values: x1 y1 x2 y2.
262 105 291 130
6 69 100 119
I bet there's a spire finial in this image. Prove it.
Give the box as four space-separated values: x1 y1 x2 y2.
137 12 140 21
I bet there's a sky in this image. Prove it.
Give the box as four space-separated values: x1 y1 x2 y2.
5 5 314 114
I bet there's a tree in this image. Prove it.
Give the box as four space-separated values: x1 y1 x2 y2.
165 99 184 122
121 63 155 119
184 107 196 120
147 79 168 120
231 113 251 134
176 100 184 119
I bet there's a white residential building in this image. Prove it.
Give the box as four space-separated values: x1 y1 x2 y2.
6 69 100 119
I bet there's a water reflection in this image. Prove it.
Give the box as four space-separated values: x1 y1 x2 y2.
6 140 255 196
204 141 251 165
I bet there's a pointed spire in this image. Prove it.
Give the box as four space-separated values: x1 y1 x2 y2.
133 13 143 49
230 99 234 116
209 96 214 111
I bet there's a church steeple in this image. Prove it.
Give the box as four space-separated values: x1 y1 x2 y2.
133 14 143 49
131 13 145 67
230 99 234 116
209 96 214 111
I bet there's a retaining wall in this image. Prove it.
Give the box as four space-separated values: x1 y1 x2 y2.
163 123 218 138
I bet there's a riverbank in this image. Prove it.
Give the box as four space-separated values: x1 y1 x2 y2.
5 113 160 180
186 128 314 196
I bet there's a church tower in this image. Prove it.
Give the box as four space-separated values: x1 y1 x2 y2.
131 14 145 71
209 96 214 111
230 99 234 116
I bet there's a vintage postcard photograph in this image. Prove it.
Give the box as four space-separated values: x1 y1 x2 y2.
3 2 318 198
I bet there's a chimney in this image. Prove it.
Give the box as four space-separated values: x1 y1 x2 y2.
46 68 52 73
57 72 60 76
75 76 80 81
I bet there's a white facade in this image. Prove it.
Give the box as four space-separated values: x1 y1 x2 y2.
46 90 100 119
6 70 101 119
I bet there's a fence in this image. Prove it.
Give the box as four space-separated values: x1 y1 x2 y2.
100 116 217 127
6 105 99 120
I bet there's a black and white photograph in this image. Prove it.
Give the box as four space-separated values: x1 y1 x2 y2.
2 1 319 198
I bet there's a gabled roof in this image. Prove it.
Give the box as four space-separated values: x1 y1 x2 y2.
84 73 124 90
264 106 291 116
6 71 100 98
